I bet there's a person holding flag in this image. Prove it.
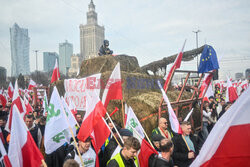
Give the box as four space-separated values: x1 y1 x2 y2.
172 121 198 167
65 136 96 167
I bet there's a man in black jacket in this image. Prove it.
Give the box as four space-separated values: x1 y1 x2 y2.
172 121 198 167
149 139 174 167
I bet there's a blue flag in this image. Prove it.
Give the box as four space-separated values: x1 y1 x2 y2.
198 45 219 73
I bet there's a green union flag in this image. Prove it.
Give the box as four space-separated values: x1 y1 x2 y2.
44 87 70 154
125 106 145 138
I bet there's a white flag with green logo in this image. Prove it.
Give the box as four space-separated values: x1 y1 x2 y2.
125 106 145 138
44 87 70 154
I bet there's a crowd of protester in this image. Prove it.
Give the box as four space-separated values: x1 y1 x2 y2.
0 80 248 167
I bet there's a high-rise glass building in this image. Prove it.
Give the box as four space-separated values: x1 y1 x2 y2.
59 40 73 75
80 0 104 60
10 23 30 77
43 52 59 72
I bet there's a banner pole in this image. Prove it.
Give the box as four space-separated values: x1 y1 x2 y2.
106 112 124 144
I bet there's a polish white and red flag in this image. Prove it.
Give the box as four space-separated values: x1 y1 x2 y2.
0 93 7 108
5 81 26 132
28 79 36 91
199 73 213 100
77 90 107 143
8 105 44 167
163 40 186 90
24 96 33 114
51 59 60 83
203 83 214 102
191 87 250 167
158 81 182 134
7 82 14 99
226 78 238 103
102 62 123 108
0 135 11 167
240 80 249 90
125 106 158 167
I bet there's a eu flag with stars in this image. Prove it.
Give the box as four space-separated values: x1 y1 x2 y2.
198 45 219 73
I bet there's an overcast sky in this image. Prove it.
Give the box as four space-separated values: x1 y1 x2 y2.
1 0 250 80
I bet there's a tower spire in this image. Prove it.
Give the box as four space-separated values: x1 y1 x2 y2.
89 0 95 12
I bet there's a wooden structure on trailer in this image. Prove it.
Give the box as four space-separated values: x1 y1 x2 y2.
158 69 214 131
32 86 49 107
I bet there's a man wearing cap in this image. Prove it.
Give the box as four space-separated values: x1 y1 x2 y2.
151 134 165 153
152 117 174 140
107 136 141 167
65 137 96 167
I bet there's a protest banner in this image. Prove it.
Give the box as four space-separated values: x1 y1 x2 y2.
64 73 101 110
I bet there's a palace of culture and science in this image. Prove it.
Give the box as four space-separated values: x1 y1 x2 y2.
80 0 104 60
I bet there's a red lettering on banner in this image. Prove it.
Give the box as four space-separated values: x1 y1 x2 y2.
87 77 96 89
74 80 80 92
81 80 86 93
69 80 73 92
106 79 114 89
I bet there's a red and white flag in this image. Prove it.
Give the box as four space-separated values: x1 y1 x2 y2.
203 83 214 102
24 96 33 114
28 79 36 90
163 40 186 90
0 136 11 167
240 80 249 90
191 87 250 167
5 81 26 132
0 93 7 108
158 81 182 134
77 90 107 143
226 78 238 103
199 73 213 99
7 82 14 99
51 59 60 83
92 118 111 152
102 62 123 108
8 105 44 167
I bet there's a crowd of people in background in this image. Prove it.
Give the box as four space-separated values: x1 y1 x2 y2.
0 79 249 167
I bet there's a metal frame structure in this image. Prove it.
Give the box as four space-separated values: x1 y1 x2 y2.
158 69 213 130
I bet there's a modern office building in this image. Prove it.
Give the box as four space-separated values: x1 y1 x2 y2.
0 66 7 84
80 0 104 60
43 52 59 72
59 40 73 75
10 23 30 76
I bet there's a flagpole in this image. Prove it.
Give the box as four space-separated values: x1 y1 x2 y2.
121 99 125 128
102 118 123 148
128 124 155 149
105 112 124 144
141 127 154 149
59 98 85 167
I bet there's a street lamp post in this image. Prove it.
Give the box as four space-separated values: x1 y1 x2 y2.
33 50 39 82
193 30 201 71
